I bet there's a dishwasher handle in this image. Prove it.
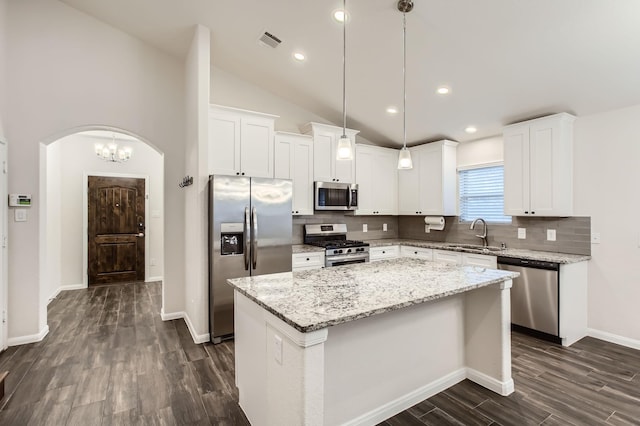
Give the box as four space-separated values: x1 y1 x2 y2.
497 256 559 271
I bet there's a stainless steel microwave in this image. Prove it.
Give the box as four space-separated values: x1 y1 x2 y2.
314 182 358 211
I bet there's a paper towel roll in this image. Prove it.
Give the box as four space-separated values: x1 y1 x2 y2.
424 216 445 231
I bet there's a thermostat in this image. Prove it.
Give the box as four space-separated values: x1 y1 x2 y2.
9 194 32 207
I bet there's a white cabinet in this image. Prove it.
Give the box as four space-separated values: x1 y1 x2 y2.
462 253 497 268
433 249 462 265
209 104 278 178
398 140 458 216
503 113 575 216
292 252 325 271
400 246 433 261
369 246 400 262
274 132 314 215
355 145 398 215
301 122 358 183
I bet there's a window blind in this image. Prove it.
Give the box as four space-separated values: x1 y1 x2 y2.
459 165 511 223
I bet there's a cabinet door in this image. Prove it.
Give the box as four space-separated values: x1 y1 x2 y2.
418 144 444 215
377 148 398 215
400 246 433 260
370 246 400 262
355 145 375 215
274 135 294 180
313 131 334 182
398 148 421 215
503 124 530 216
209 112 241 176
240 117 274 178
292 139 314 215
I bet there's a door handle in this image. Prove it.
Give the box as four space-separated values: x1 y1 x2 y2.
251 207 258 269
244 207 250 271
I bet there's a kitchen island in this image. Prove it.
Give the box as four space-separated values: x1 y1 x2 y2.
228 258 519 426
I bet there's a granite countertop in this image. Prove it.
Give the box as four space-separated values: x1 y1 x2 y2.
292 244 325 254
364 239 591 264
228 258 519 333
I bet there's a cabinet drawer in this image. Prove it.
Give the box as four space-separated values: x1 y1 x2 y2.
292 252 324 270
462 253 497 268
433 249 462 265
400 246 433 261
370 246 400 262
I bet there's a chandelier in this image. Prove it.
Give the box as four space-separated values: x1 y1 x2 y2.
95 134 132 163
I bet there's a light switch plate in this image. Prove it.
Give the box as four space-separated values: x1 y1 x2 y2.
547 229 556 241
591 232 601 244
383 223 388 232
362 224 368 232
15 209 27 222
517 228 526 239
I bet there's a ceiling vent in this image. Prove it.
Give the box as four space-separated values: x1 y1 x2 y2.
258 31 282 48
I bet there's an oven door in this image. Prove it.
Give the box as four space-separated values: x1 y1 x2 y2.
325 253 369 267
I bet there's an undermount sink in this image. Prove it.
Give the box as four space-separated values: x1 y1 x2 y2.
445 244 504 253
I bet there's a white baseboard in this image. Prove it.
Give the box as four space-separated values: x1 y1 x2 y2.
160 309 185 321
466 368 514 396
183 312 210 344
145 276 163 283
342 368 467 426
160 310 210 344
588 328 640 350
8 325 50 346
47 284 86 305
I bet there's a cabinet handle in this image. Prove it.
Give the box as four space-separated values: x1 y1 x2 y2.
414 251 418 254
524 211 529 214
241 172 245 176
382 251 386 254
306 258 310 261
531 211 535 214
236 172 240 176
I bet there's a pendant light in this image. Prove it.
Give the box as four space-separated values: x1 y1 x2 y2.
397 0 413 169
336 0 353 160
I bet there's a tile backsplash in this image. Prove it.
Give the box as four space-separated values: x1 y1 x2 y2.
294 213 590 256
398 215 591 255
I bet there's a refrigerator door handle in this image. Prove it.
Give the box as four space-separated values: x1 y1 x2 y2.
244 207 250 271
251 207 258 269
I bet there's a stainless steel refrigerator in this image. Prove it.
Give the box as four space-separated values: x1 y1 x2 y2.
208 175 292 343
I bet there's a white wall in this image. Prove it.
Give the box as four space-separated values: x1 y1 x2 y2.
45 141 62 302
5 0 185 342
574 104 640 342
457 136 503 168
183 25 210 341
0 0 7 140
46 132 164 292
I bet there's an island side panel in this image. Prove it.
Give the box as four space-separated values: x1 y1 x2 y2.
324 294 467 426
559 261 588 346
463 280 514 396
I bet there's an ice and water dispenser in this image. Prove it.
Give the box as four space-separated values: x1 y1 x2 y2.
220 223 244 255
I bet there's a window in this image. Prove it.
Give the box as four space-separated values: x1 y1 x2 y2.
458 164 511 223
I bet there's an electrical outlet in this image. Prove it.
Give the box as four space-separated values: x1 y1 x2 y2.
591 232 601 244
274 335 283 364
383 223 388 232
362 224 368 232
547 229 556 241
517 228 526 239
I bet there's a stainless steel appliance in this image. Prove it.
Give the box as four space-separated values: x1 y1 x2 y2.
314 182 358 211
208 175 292 343
497 256 561 343
304 224 369 267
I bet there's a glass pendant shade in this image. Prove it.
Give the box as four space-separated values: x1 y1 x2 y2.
397 146 413 169
336 134 353 160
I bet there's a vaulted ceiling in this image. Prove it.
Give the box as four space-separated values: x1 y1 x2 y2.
61 0 640 146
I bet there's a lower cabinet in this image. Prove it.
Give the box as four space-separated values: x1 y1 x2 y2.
433 249 497 267
370 246 400 262
292 252 325 271
400 246 434 261
433 250 463 265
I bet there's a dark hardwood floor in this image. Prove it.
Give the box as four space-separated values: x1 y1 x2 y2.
0 282 638 425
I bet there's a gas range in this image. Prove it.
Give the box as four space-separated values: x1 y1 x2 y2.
304 224 370 267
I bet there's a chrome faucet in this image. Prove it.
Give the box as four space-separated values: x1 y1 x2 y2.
470 218 488 247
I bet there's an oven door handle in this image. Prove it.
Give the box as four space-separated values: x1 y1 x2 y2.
327 254 369 263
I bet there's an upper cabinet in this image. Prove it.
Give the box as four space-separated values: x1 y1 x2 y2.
209 104 278 178
355 144 398 215
274 132 314 215
301 122 358 183
398 140 458 216
503 113 575 216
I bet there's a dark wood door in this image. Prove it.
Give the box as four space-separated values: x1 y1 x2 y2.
88 176 145 285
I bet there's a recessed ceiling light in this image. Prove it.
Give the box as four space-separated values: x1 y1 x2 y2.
465 126 477 134
293 52 306 61
386 106 398 114
436 86 450 95
333 9 348 23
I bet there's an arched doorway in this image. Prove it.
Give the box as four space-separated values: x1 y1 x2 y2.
41 127 164 300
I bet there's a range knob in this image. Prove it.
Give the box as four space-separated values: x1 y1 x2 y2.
335 249 343 254
347 248 352 253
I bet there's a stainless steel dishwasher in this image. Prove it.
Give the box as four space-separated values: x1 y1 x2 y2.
497 256 561 343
